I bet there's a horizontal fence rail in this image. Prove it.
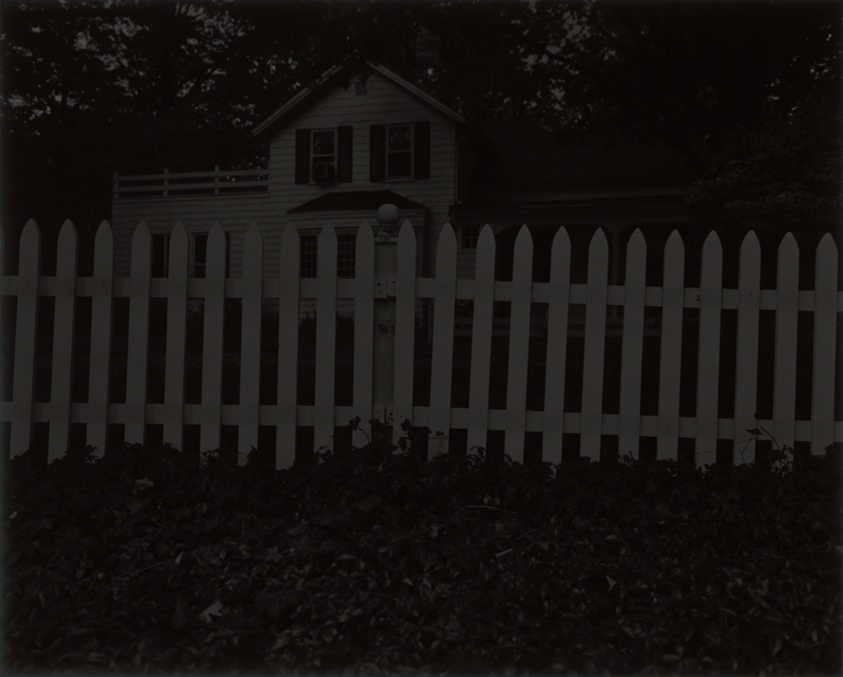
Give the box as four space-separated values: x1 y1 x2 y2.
1 218 841 469
114 167 270 198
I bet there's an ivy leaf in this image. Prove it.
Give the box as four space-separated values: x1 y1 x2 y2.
198 601 223 624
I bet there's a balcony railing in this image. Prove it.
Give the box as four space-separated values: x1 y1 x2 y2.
113 167 269 199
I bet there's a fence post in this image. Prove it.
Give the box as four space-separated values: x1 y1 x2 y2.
372 204 400 440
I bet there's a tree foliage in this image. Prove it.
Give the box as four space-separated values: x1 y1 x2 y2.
1 0 839 249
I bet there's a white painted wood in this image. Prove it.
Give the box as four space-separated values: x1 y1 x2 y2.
87 221 114 454
163 222 189 450
580 229 609 461
772 233 798 452
618 229 646 458
392 220 416 444
656 231 685 460
125 221 152 444
504 226 533 463
352 223 375 448
428 223 457 457
48 220 78 462
811 233 838 454
695 231 723 460
314 225 337 452
542 227 571 464
467 225 495 454
237 222 263 462
733 231 761 464
199 222 226 454
276 224 301 468
10 220 40 457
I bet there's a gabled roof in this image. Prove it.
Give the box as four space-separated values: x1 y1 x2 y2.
252 63 466 137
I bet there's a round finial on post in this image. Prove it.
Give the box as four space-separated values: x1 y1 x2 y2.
377 203 400 226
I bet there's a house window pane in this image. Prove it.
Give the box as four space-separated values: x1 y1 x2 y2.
300 235 317 278
312 129 336 180
337 234 356 279
152 233 170 277
386 124 413 179
194 234 207 279
462 225 480 250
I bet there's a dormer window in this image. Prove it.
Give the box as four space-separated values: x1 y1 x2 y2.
311 130 336 181
386 124 413 179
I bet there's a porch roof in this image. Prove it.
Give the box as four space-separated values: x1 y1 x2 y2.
287 189 427 214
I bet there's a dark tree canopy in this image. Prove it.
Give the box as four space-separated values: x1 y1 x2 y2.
1 0 840 254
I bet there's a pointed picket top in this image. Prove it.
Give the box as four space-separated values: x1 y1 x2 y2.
207 221 226 279
816 232 838 276
627 228 646 261
244 221 263 261
701 230 722 277
437 222 457 260
811 231 838 454
777 232 798 267
130 221 152 276
281 221 301 249
94 221 114 277
170 221 189 269
19 218 40 273
56 220 78 277
398 218 415 248
664 229 685 265
476 225 496 273
739 230 761 271
588 227 609 263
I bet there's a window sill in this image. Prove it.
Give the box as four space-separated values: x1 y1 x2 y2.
381 177 416 183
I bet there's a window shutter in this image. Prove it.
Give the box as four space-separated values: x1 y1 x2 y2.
337 126 353 182
295 129 311 184
370 125 385 182
414 121 430 180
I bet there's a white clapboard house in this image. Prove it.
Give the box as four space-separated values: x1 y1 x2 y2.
111 62 698 292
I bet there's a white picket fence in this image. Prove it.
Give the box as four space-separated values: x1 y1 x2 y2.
1 217 841 468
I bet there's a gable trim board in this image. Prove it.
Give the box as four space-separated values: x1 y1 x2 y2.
252 63 466 137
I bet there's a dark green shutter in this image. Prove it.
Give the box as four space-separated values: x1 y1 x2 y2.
337 126 353 182
414 121 430 180
370 125 385 182
295 129 310 184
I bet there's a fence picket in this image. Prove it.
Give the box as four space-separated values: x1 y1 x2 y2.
581 229 609 461
125 221 152 444
504 226 533 463
657 231 685 460
542 228 571 464
163 223 189 450
811 234 838 454
772 234 799 451
352 223 375 448
428 223 457 457
695 231 723 460
392 220 416 445
618 229 646 458
199 222 226 454
87 222 114 454
276 224 301 468
10 220 41 457
467 225 496 454
314 225 338 452
734 231 761 464
238 223 263 462
48 220 78 462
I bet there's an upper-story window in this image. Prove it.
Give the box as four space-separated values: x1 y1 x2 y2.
311 130 336 181
370 121 430 182
386 124 413 179
295 127 352 184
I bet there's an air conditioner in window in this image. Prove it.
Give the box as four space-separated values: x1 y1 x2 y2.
312 163 336 181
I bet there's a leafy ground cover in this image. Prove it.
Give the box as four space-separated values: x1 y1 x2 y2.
4 437 842 675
